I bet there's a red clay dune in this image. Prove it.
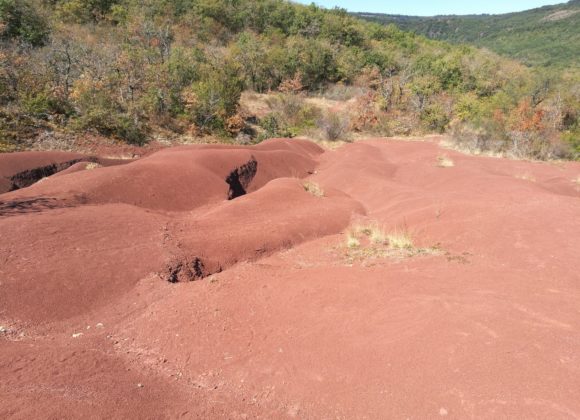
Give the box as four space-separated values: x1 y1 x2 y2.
1 137 579 419
1 139 322 211
0 150 131 194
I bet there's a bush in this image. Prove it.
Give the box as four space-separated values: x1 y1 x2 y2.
0 0 49 46
562 130 580 160
20 91 73 117
265 94 305 123
186 62 244 133
258 113 292 139
264 93 321 135
450 122 506 154
317 112 351 141
72 109 147 145
56 0 119 24
0 109 45 150
508 130 573 160
450 121 574 160
421 104 449 133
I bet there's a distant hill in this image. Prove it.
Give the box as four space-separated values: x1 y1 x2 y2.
355 0 580 68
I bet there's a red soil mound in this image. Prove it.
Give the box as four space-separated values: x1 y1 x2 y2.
1 139 323 212
1 137 579 418
0 150 132 194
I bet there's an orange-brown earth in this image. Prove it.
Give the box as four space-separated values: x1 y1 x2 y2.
1 137 579 419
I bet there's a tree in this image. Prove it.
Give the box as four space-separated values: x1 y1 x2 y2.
55 0 119 24
0 0 49 46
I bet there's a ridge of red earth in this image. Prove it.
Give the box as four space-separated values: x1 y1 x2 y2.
0 138 323 211
1 137 579 419
0 150 132 194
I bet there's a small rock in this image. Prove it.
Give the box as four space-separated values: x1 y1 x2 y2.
0 326 6 333
96 323 104 328
137 383 144 388
439 407 448 416
72 332 83 338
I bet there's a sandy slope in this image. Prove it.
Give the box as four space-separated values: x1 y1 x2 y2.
1 137 579 419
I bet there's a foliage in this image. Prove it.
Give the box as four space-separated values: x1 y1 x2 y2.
0 0 575 157
185 61 244 133
355 1 580 69
317 112 351 141
55 0 120 24
421 104 449 133
0 0 49 46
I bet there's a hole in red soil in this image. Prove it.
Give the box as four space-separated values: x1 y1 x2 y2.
225 156 258 200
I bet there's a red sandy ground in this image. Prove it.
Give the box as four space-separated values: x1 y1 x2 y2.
0 137 579 419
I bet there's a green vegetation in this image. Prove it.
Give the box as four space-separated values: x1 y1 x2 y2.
0 0 49 46
0 0 577 159
355 0 580 69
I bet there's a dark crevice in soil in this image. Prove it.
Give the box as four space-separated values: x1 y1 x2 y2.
225 156 258 200
7 158 98 192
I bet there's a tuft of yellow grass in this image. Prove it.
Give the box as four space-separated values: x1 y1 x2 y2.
352 222 387 243
303 181 324 197
369 225 387 245
437 155 455 168
342 221 444 264
346 232 360 249
85 162 102 170
386 230 414 250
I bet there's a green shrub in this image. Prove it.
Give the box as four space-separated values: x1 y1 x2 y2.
258 113 292 139
20 91 73 117
561 130 580 160
0 109 42 150
187 62 243 133
421 104 449 133
0 0 49 46
72 109 147 145
454 93 482 122
56 0 119 24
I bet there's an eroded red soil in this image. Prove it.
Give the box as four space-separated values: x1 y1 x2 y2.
1 138 579 419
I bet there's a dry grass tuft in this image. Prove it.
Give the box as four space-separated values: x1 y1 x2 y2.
303 181 324 197
346 232 361 249
351 222 388 245
386 230 414 250
437 154 455 168
369 225 388 245
342 222 440 263
85 162 102 170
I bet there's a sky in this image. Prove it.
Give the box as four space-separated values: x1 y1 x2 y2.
293 0 567 16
